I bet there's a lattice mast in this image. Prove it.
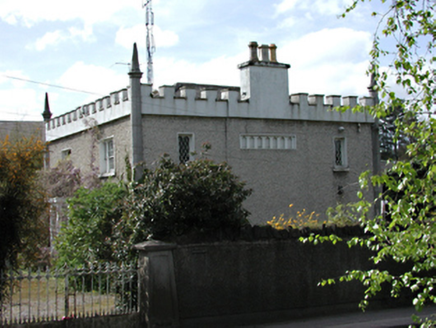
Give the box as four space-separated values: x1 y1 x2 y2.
143 0 155 84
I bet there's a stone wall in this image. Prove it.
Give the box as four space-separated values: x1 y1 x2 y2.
135 228 410 327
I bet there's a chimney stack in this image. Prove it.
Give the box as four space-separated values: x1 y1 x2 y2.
238 41 291 117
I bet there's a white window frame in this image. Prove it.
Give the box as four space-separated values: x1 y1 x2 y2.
61 148 71 159
100 137 115 176
177 133 195 164
333 137 348 170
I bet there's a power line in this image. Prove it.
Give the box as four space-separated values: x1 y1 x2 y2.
1 74 105 96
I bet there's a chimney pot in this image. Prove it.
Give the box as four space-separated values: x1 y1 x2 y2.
259 44 269 62
269 44 277 62
248 41 259 62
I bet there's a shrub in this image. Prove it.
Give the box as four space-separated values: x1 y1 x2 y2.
54 182 128 268
267 204 321 230
125 152 252 242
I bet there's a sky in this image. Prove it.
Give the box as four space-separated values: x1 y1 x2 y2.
0 0 389 121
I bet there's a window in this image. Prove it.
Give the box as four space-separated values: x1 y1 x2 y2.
100 138 115 176
61 149 71 159
334 137 347 169
240 134 296 150
178 133 194 164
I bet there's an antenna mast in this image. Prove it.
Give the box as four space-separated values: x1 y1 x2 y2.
143 0 155 84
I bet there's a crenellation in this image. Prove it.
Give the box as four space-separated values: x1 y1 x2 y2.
46 88 132 141
122 89 129 101
308 94 324 110
290 93 309 107
325 95 341 107
112 91 120 104
343 96 358 108
104 96 111 108
46 80 373 142
199 89 218 101
158 85 175 98
178 87 196 100
97 99 103 111
360 96 374 106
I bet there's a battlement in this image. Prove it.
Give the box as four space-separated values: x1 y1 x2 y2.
45 88 130 142
45 82 374 142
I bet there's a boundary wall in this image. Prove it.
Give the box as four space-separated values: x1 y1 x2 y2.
134 227 410 327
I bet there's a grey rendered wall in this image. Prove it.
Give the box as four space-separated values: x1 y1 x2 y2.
48 117 131 180
141 115 374 225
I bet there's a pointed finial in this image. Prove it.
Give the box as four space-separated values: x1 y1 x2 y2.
42 92 52 122
129 43 143 78
368 71 379 104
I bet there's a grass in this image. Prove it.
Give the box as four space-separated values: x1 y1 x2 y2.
1 277 118 323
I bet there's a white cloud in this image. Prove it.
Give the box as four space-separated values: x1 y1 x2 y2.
152 52 245 90
28 25 95 51
68 25 94 42
0 70 31 88
274 0 299 15
0 88 41 121
0 0 139 27
58 62 128 97
313 0 353 16
115 24 179 50
34 30 63 51
275 0 354 16
279 28 373 95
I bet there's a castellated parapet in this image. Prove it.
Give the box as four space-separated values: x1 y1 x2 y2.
45 41 375 142
45 88 130 142
45 84 374 142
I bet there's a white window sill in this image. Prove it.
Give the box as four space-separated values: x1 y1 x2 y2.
333 167 349 173
99 171 116 178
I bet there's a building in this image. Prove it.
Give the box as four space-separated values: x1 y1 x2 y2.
44 42 377 225
0 120 45 142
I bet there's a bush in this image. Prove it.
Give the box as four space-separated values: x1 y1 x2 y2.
125 152 252 242
55 182 128 268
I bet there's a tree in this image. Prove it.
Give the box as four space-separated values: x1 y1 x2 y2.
0 135 48 301
303 1 436 326
54 182 128 268
120 148 252 248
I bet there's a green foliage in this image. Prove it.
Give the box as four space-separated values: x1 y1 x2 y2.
326 203 359 227
305 1 436 325
0 135 48 302
123 152 252 243
54 182 128 268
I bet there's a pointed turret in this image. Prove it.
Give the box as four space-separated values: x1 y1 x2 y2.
42 92 52 122
129 43 144 181
129 43 143 78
